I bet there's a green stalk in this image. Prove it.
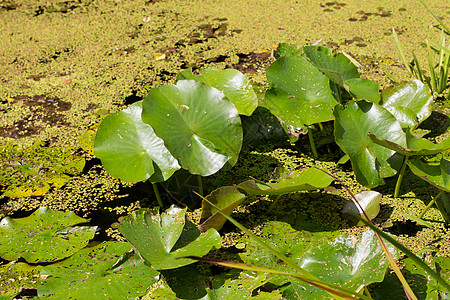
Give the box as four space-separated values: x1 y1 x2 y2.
394 156 409 198
392 28 413 75
418 0 450 34
426 39 437 92
418 190 444 219
355 215 450 292
197 175 204 197
307 127 318 158
412 52 426 84
152 183 164 208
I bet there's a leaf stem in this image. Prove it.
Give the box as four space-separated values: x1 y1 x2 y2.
418 190 444 219
152 183 164 208
307 127 318 158
197 175 204 197
394 156 409 198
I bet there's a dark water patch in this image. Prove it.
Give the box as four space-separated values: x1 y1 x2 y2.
33 0 92 16
383 220 423 236
0 1 19 11
348 7 392 22
233 51 273 74
0 95 71 138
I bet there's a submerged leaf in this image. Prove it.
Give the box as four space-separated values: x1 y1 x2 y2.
142 80 243 176
0 207 96 263
38 242 159 299
119 206 221 270
342 190 382 225
94 101 180 183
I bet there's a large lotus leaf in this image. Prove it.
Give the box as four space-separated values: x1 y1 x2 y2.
262 56 336 129
303 45 360 88
118 206 221 270
94 101 180 183
407 158 449 192
342 190 381 226
237 167 334 195
334 101 407 188
0 262 42 299
368 129 450 157
379 80 433 128
142 80 243 176
0 207 97 263
346 78 380 103
177 68 258 116
240 224 395 299
199 186 247 232
38 242 159 299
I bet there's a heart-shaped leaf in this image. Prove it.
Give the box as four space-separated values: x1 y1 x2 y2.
38 242 159 299
177 68 258 116
94 101 180 183
142 80 243 176
346 78 380 102
303 45 360 88
237 167 334 195
118 206 221 270
334 101 407 188
379 80 433 128
342 190 382 225
407 158 449 192
262 55 337 130
0 207 96 263
368 129 450 157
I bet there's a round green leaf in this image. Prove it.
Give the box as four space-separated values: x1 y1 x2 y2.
346 78 380 102
178 68 258 116
141 80 243 176
38 242 159 299
334 101 407 188
94 101 180 183
262 56 336 129
380 80 433 128
118 206 222 270
0 207 97 263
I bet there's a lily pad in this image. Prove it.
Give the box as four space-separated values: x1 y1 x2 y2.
141 80 243 176
334 100 407 187
0 207 97 263
94 101 180 183
38 242 159 299
241 223 396 299
407 158 449 192
0 262 42 299
118 206 221 270
379 80 433 128
0 142 85 198
346 78 380 102
177 68 258 116
262 55 337 130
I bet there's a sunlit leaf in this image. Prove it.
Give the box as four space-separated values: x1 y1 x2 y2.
0 207 96 263
334 100 406 187
38 242 159 299
142 80 243 176
177 68 258 116
119 206 221 270
407 158 450 192
342 190 382 225
94 101 180 183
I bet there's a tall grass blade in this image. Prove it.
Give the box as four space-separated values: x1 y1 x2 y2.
418 0 450 34
392 28 413 75
426 39 437 91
